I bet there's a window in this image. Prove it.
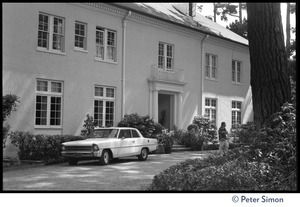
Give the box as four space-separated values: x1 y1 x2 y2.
94 86 115 127
232 60 242 83
232 101 242 127
158 42 174 70
35 79 63 127
205 54 218 79
96 27 117 62
38 13 64 53
74 21 87 50
204 98 217 126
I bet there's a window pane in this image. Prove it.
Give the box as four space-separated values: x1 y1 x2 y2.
232 101 236 109
237 102 241 109
50 97 61 126
51 82 62 93
105 101 114 127
38 14 49 48
35 95 47 125
94 100 103 127
95 86 104 97
106 88 115 98
74 22 86 49
37 80 48 91
211 99 216 107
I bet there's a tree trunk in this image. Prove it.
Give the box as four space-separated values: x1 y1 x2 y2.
247 3 291 130
213 3 217 22
286 3 291 56
239 3 242 23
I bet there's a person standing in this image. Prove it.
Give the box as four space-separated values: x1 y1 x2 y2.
218 122 229 155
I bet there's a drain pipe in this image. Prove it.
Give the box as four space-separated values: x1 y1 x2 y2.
121 11 131 118
200 34 209 115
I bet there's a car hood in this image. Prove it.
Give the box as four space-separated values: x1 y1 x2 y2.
62 138 112 146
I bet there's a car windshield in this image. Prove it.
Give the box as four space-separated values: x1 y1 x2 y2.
89 129 119 138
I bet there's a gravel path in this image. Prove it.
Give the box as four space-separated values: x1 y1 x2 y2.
3 151 216 191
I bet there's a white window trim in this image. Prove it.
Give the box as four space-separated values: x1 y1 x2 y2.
231 101 242 127
95 27 117 63
158 42 174 71
35 79 63 129
205 54 218 81
74 21 88 52
232 60 242 84
204 98 217 125
94 85 116 127
37 12 65 55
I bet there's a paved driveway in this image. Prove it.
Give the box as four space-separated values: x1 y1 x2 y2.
3 151 215 191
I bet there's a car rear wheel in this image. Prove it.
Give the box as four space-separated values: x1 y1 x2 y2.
138 148 148 161
99 150 110 165
68 158 78 165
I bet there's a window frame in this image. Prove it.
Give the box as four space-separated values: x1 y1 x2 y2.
231 101 242 127
204 98 217 126
232 60 242 84
35 79 63 128
205 54 218 80
74 21 88 52
158 42 174 71
95 27 117 63
94 85 116 127
37 12 65 54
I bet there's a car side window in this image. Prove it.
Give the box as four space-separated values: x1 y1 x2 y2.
131 130 140 138
118 130 132 139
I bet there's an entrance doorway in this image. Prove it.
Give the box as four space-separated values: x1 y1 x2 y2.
158 94 174 130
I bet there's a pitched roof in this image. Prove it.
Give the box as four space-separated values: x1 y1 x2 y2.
111 3 248 46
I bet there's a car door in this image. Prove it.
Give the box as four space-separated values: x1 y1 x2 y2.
118 129 136 157
131 129 143 154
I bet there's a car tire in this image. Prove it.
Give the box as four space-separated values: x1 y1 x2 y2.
99 150 110 165
138 148 148 161
68 158 78 165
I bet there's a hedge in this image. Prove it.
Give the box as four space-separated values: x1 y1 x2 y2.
10 131 83 165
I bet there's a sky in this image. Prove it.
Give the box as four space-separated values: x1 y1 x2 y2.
197 3 296 45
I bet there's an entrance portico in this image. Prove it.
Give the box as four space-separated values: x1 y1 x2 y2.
148 79 185 130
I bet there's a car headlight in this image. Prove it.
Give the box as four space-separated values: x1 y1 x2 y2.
93 144 100 151
61 145 65 151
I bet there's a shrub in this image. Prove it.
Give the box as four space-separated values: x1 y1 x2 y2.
187 124 198 132
10 131 83 165
81 114 97 137
157 131 174 154
148 103 297 191
2 93 20 148
118 113 162 138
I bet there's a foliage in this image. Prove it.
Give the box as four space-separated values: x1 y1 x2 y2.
226 18 248 39
118 113 162 138
148 103 296 191
81 114 97 137
10 131 83 165
214 3 247 21
232 122 259 144
157 131 174 153
3 93 20 149
187 124 198 132
2 93 20 122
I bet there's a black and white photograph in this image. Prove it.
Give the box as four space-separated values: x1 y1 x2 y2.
2 2 297 202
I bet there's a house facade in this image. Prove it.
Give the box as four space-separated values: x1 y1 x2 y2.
3 3 253 157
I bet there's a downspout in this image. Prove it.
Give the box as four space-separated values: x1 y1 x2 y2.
121 11 131 118
200 34 210 115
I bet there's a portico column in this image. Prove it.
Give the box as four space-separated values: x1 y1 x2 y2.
152 89 159 122
177 92 183 129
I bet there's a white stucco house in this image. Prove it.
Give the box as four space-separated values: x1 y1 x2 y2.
3 3 253 157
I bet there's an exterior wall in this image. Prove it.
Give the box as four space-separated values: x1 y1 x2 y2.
202 37 253 130
3 3 253 157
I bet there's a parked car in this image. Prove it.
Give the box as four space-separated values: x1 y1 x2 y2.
61 127 158 165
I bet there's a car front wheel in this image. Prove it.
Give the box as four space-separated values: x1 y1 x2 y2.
99 150 110 165
138 148 148 161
